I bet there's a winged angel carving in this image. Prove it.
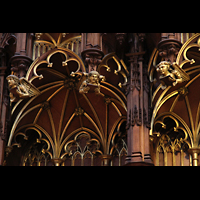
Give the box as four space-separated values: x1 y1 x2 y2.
6 75 40 103
156 61 190 89
78 71 106 94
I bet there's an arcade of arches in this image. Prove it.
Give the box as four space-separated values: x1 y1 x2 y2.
0 33 200 166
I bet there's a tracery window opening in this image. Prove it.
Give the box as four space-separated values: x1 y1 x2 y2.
21 130 128 166
32 35 82 60
153 116 192 166
22 140 51 166
61 131 127 166
61 133 102 166
156 133 191 166
111 146 127 166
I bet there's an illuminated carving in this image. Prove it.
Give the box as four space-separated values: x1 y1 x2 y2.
153 115 190 166
6 75 40 102
156 61 189 89
79 71 105 94
5 47 127 166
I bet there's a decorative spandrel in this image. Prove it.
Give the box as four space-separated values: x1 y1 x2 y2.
97 52 129 89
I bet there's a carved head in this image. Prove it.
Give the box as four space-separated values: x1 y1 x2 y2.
156 61 171 77
6 75 19 89
87 71 100 85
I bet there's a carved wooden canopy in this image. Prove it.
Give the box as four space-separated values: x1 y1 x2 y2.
148 33 200 166
6 47 128 166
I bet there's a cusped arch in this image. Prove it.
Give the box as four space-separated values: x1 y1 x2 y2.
6 47 127 166
153 112 192 148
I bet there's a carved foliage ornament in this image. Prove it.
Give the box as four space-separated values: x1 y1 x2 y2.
126 105 142 130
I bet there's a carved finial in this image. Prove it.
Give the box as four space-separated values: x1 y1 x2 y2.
35 33 43 40
62 33 69 37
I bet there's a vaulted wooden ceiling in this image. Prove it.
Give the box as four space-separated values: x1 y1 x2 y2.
6 47 127 165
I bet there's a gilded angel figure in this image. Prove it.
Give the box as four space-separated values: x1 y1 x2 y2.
6 75 40 103
79 71 105 94
156 61 189 89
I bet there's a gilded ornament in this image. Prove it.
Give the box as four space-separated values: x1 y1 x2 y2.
35 33 43 40
6 75 40 103
156 61 190 89
74 107 84 116
79 71 105 94
178 87 188 96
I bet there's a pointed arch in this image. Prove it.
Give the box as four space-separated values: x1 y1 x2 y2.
6 47 127 166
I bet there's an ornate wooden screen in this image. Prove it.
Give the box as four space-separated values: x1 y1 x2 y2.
5 41 128 166
149 33 200 166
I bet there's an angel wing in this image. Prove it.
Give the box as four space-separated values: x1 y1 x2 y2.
171 62 190 82
19 77 40 97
